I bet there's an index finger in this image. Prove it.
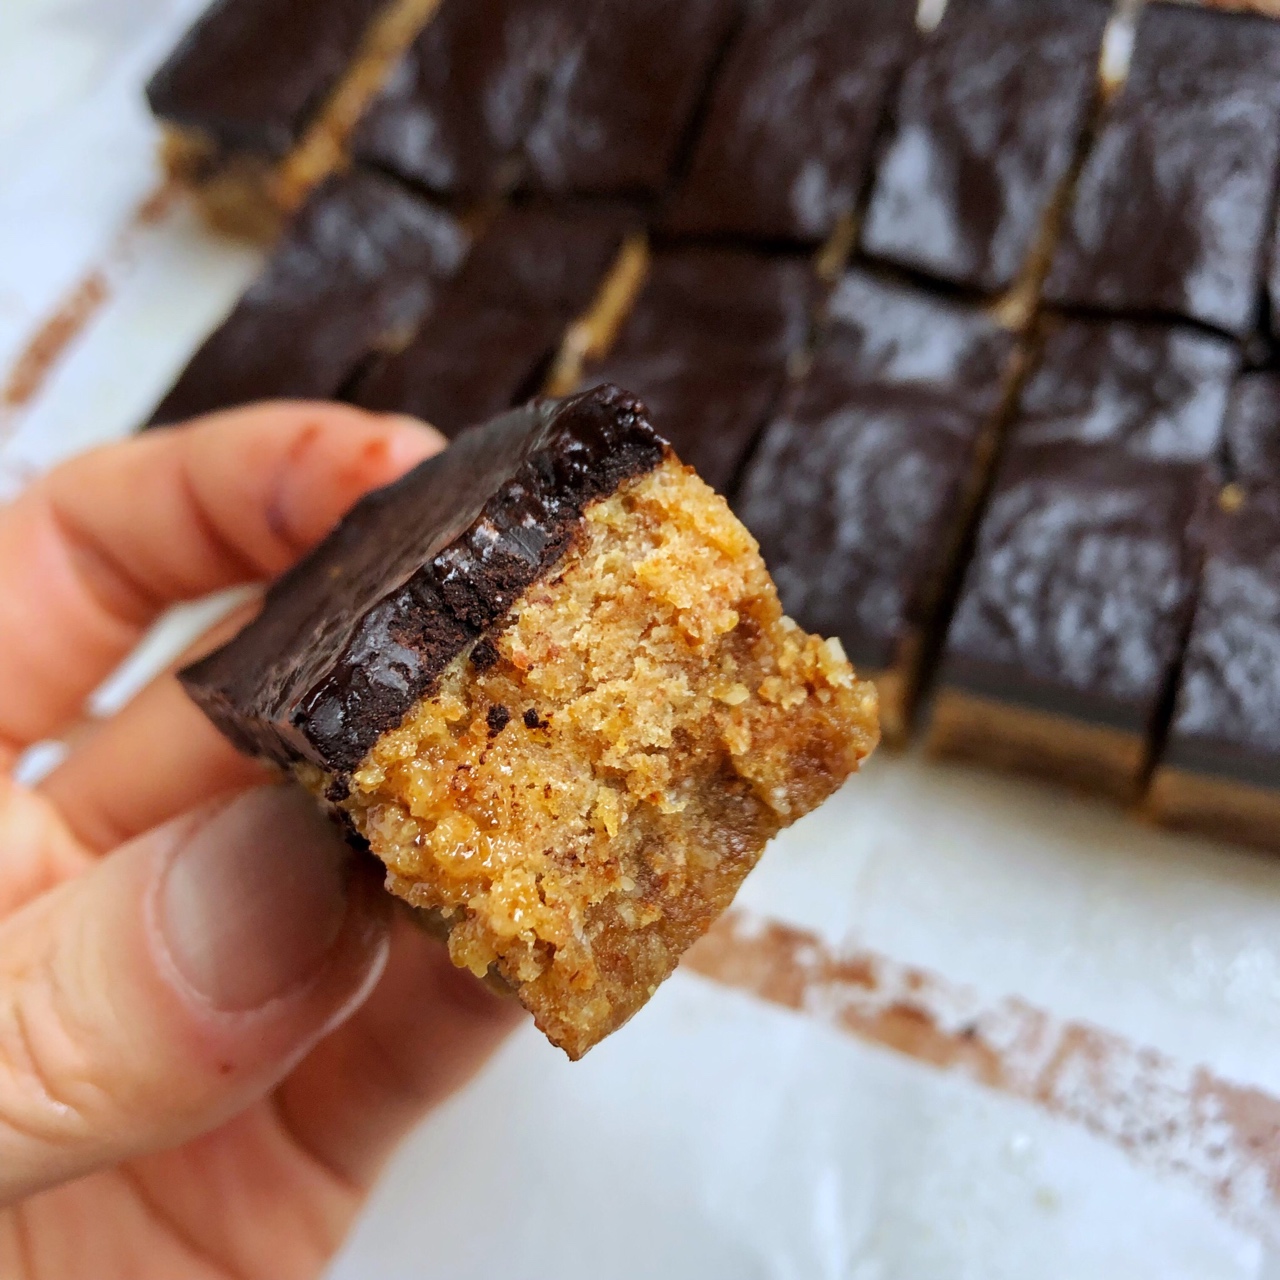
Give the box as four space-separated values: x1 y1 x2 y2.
0 403 441 760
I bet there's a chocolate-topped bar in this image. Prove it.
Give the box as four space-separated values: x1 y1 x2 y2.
582 249 817 493
1043 2 1280 338
1148 487 1280 853
351 204 635 436
522 0 737 197
736 269 1017 743
148 171 468 427
1223 372 1280 484
662 0 916 243
148 0 387 158
1015 318 1238 464
181 385 878 1056
860 0 1109 293
930 446 1208 800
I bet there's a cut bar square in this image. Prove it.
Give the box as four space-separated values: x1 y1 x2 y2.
860 0 1110 293
147 171 468 427
1043 2 1280 337
1148 487 1280 853
735 269 1017 743
180 386 878 1057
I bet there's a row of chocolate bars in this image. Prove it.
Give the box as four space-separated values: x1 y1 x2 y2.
146 0 1280 854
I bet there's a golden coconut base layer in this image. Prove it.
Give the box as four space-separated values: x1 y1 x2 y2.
312 459 878 1057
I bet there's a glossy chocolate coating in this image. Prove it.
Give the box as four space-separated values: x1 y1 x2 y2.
736 270 1014 669
1223 372 1280 484
1163 488 1280 789
1044 2 1280 337
147 0 386 155
352 204 633 435
861 0 1109 292
148 171 468 426
353 0 575 198
663 0 915 241
1014 318 1238 465
523 0 738 197
181 385 668 775
942 445 1206 732
584 249 817 492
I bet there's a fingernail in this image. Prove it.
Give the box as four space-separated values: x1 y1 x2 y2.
158 786 351 1011
383 415 446 462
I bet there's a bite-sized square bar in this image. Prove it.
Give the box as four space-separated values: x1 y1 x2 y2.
181 385 878 1057
148 171 467 427
351 204 636 436
148 0 388 158
735 269 1017 743
1148 487 1280 853
860 0 1110 293
1015 317 1238 465
1043 2 1280 338
352 0 572 199
522 0 738 197
1223 372 1280 484
662 0 916 244
582 249 817 493
929 446 1209 801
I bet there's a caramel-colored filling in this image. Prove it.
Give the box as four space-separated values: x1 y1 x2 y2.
316 459 877 1056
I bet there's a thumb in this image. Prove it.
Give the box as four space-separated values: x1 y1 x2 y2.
0 784 389 1205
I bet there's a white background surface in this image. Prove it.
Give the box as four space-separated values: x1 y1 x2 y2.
4 1 1280 1275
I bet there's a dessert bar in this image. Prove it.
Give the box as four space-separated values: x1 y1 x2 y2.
735 268 1018 744
1043 2 1280 338
581 248 817 493
148 171 467 426
181 385 879 1056
663 0 916 244
1148 487 1280 853
351 203 637 436
861 0 1110 293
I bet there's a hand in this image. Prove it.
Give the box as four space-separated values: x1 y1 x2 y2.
0 404 519 1279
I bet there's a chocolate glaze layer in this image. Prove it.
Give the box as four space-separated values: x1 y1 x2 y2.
1223 372 1280 484
584 249 817 492
1163 487 1280 789
1014 318 1238 465
149 171 468 426
352 204 634 435
523 0 738 197
737 269 1014 670
1044 2 1280 338
147 0 386 155
353 0 574 198
181 385 668 776
662 0 915 242
942 445 1207 733
861 0 1109 293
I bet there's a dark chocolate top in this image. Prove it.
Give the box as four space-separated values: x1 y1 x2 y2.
353 0 573 198
582 249 817 491
1164 488 1280 788
147 0 386 155
181 385 668 775
1223 372 1280 484
1043 2 1280 337
736 270 1014 668
662 0 916 243
861 0 1110 293
351 204 633 435
522 0 737 197
1012 318 1238 465
942 444 1206 731
149 171 468 426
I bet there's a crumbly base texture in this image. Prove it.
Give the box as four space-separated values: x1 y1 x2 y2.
927 688 1146 804
1147 767 1280 856
312 459 878 1057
